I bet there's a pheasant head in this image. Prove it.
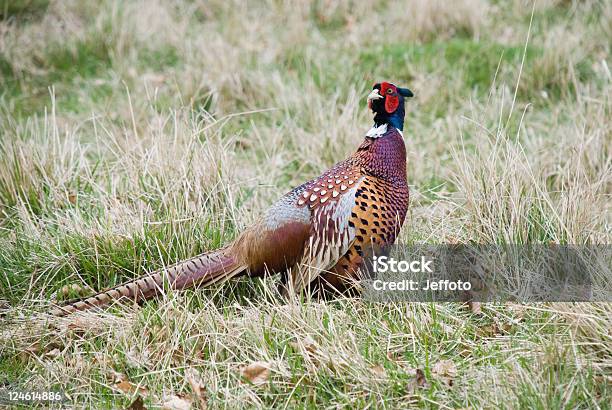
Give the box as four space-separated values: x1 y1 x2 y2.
367 82 413 131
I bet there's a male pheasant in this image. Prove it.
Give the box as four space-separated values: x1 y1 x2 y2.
51 82 414 316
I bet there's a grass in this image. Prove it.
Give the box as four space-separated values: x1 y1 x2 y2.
0 0 611 408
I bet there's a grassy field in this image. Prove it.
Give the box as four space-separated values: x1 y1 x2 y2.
0 0 610 408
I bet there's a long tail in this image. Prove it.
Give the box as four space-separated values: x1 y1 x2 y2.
50 247 247 317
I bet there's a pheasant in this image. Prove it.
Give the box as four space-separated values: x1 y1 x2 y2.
51 81 414 316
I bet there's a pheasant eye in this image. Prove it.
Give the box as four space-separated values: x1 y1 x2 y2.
386 88 393 94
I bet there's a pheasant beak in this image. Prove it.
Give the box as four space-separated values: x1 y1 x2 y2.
367 89 383 102
367 89 383 110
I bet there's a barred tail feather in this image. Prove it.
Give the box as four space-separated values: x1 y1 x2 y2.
50 248 246 317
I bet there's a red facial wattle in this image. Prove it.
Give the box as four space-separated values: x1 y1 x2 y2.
380 82 399 114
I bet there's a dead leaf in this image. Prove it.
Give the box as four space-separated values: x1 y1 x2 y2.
116 380 136 394
478 318 515 337
406 368 429 394
240 361 271 386
432 359 457 386
371 364 386 377
68 193 77 204
23 344 38 355
386 351 415 370
115 380 148 395
128 396 146 410
432 360 457 377
415 368 427 387
44 348 61 358
186 369 207 409
468 301 482 314
109 369 127 384
290 336 323 367
162 394 192 410
290 335 317 355
477 323 498 337
301 335 317 354
25 339 62 357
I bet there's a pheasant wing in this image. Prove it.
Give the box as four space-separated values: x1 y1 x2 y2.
289 163 363 292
